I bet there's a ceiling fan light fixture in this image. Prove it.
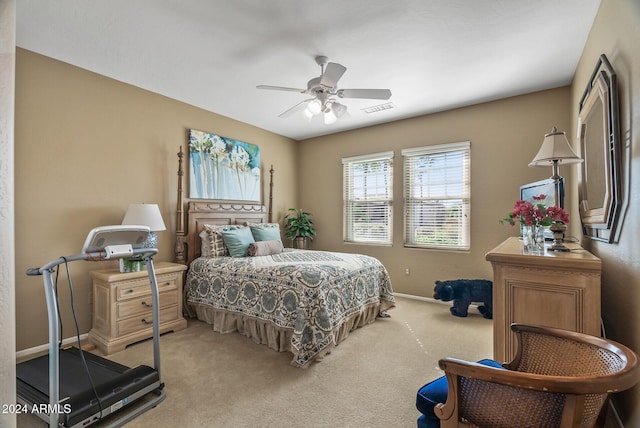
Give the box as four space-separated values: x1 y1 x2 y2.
307 99 322 115
332 102 347 118
303 108 314 121
258 56 391 124
323 109 337 125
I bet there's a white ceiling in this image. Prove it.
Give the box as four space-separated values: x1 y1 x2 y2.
16 0 601 141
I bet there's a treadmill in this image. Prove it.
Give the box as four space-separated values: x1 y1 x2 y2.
17 225 166 427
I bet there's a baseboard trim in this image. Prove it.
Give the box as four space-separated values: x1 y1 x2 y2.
393 292 479 308
16 333 88 361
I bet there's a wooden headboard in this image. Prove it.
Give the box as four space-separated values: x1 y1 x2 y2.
174 147 272 266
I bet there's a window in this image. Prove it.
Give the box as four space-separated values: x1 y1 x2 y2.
342 151 393 245
402 141 470 250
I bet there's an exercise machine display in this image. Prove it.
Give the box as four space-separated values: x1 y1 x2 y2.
16 225 166 427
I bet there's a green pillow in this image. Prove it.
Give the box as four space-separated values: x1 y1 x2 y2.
220 227 255 257
250 224 282 243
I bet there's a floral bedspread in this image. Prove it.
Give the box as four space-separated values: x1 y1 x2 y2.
185 249 395 366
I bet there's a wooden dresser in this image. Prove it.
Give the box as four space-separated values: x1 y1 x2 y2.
486 237 601 362
89 261 187 355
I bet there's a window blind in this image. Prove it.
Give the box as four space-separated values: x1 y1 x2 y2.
402 142 470 250
342 151 393 244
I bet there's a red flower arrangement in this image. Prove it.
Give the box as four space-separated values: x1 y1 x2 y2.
501 194 569 227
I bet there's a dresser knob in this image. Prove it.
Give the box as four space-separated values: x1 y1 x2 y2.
141 301 152 308
141 318 153 325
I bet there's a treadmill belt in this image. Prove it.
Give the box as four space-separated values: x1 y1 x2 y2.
16 347 129 398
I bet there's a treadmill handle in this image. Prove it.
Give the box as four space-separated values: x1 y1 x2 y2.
26 267 42 276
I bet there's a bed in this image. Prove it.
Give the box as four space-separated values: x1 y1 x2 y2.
174 150 395 367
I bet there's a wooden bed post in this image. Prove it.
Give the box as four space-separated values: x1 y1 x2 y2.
175 147 186 263
268 164 274 223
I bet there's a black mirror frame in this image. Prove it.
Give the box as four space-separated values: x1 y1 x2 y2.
577 54 622 243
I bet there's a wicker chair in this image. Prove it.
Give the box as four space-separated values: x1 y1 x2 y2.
417 323 640 428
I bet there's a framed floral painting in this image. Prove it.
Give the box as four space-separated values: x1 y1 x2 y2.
188 129 261 201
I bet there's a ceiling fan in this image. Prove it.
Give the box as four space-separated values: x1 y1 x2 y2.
257 56 392 124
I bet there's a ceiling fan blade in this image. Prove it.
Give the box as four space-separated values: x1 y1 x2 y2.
278 99 312 118
337 89 392 100
257 85 306 93
319 62 347 88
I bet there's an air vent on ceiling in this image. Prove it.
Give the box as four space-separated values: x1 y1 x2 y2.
361 102 396 114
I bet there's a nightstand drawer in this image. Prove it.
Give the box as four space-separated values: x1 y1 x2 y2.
117 291 178 318
117 306 178 337
116 274 177 300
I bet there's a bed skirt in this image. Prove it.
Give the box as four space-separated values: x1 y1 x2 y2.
189 300 393 367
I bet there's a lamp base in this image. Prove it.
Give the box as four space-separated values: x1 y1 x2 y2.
548 243 571 252
143 231 158 249
548 222 570 252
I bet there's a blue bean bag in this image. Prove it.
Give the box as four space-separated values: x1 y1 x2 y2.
416 359 504 428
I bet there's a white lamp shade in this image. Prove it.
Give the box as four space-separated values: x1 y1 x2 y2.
122 204 166 231
529 127 583 166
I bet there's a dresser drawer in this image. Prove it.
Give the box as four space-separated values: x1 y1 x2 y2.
117 290 178 318
117 306 178 337
116 274 177 300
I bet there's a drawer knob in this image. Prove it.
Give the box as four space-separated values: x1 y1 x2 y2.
141 318 153 325
127 289 134 293
141 301 152 308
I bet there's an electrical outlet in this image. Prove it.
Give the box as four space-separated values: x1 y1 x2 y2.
405 268 410 275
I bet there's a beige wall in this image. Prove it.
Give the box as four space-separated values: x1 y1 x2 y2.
297 87 572 296
15 49 298 351
570 0 640 423
1 0 16 426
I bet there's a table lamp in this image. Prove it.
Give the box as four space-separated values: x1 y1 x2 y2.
122 203 166 248
529 127 583 251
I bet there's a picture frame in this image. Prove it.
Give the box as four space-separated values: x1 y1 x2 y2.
188 129 261 201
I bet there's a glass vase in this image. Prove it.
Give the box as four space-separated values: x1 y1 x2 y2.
523 225 545 252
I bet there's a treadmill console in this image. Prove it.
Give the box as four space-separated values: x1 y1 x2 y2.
81 225 149 254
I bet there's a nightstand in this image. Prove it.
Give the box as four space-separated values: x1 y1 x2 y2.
89 261 187 354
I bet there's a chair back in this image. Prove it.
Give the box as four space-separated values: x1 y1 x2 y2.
436 324 640 428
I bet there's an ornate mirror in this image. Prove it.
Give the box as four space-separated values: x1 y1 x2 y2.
577 54 621 242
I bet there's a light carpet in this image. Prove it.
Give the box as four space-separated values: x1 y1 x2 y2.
18 296 493 428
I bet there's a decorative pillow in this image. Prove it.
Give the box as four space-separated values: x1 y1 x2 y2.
202 224 236 257
220 226 255 257
199 230 212 257
248 223 282 243
246 240 284 257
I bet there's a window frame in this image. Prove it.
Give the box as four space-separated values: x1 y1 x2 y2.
342 151 394 245
402 141 471 251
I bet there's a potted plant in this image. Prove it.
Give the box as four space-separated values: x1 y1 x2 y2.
284 208 316 249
